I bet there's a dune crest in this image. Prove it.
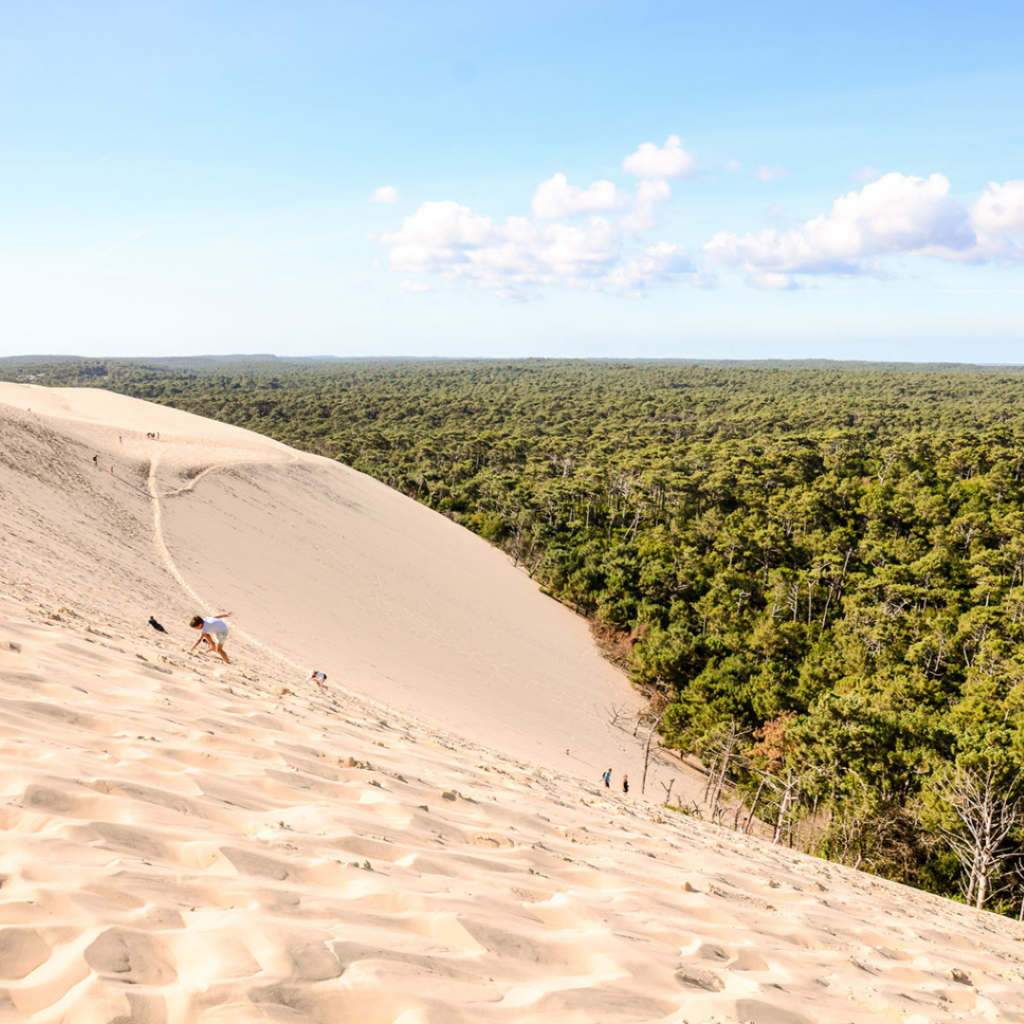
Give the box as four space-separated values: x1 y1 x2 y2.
2 384 1023 1022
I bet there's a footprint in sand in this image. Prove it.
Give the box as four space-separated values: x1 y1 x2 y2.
0 928 51 980
84 928 177 985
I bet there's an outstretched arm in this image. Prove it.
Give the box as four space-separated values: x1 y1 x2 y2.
214 611 233 619
191 631 218 652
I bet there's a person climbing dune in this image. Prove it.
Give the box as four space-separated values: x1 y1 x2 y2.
188 611 233 664
305 669 328 690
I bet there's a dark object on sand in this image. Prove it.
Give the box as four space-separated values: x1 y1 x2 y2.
148 616 168 634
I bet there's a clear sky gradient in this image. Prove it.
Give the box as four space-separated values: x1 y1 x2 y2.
2 1 1023 360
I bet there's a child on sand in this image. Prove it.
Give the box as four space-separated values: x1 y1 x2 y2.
306 670 328 689
189 611 233 664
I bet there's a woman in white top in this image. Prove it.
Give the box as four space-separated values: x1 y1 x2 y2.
188 611 233 664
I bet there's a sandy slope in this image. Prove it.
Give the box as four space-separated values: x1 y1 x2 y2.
1 383 1023 1023
0 383 674 792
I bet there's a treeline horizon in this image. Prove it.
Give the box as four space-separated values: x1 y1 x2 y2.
5 353 1024 372
5 356 1024 917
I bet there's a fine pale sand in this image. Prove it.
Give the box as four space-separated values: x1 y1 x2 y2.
1 384 1022 1023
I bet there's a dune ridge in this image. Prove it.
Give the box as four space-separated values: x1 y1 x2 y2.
1 384 1023 1023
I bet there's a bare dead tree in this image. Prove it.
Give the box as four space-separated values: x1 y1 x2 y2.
605 701 633 730
605 698 673 798
640 708 669 796
736 761 826 849
877 451 897 484
708 721 749 821
745 772 769 829
660 778 675 807
772 769 800 845
936 766 1023 910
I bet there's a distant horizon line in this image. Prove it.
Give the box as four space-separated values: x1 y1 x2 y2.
3 353 1024 372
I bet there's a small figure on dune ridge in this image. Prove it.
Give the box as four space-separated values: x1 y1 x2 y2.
602 768 611 788
189 611 233 664
148 616 168 634
622 774 629 795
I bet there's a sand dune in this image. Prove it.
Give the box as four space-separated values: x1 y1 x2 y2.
1 383 669 790
1 383 1023 1023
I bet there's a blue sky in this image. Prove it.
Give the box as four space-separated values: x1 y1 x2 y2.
2 1 1023 360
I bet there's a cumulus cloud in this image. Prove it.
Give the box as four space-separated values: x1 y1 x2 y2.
604 242 694 290
378 144 1024 298
748 271 798 290
619 178 673 233
532 174 622 218
382 193 691 299
384 201 498 271
379 134 711 298
622 134 696 180
753 165 785 182
972 179 1024 264
383 201 609 298
704 172 976 279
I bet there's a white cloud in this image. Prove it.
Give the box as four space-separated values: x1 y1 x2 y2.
704 172 976 279
619 178 672 232
376 133 707 299
753 165 786 182
380 138 707 299
383 201 613 298
748 271 797 290
382 150 1024 299
384 201 499 274
852 165 881 184
370 186 399 204
972 179 1024 264
622 134 696 180
537 218 619 278
383 195 692 299
532 173 622 218
724 159 742 174
973 180 1024 235
604 242 694 290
